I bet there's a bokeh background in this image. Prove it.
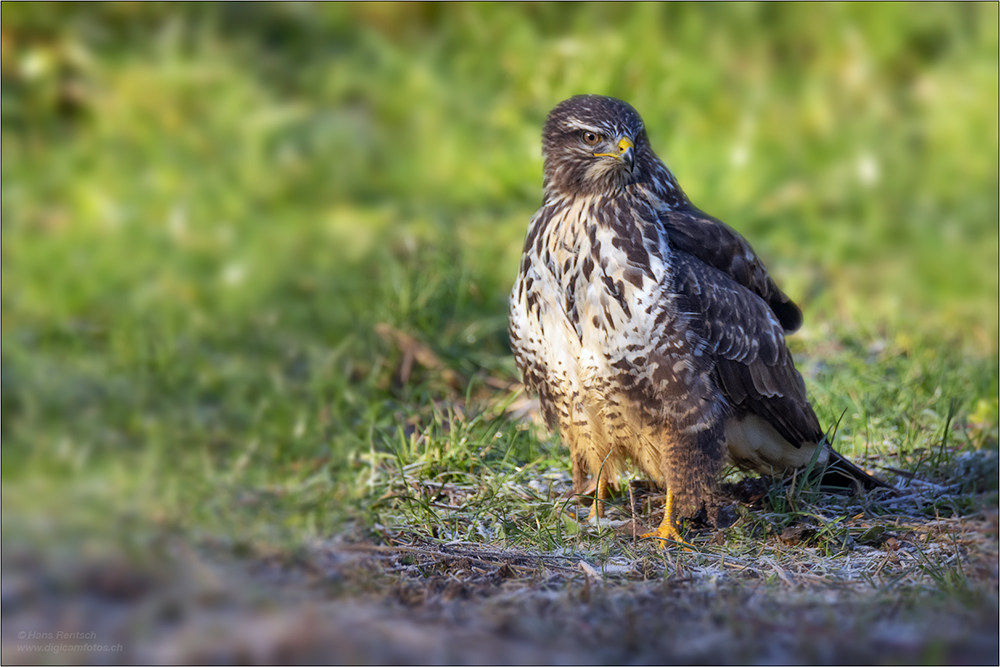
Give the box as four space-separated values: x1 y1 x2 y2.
3 0 998 569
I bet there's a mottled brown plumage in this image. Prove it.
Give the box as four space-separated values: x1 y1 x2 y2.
508 95 886 545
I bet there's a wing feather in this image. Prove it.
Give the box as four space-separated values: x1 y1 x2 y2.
660 205 803 333
672 252 822 448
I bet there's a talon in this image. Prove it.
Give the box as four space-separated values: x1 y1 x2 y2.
641 489 693 549
640 523 691 549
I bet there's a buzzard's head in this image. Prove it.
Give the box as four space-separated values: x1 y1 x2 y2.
541 95 678 199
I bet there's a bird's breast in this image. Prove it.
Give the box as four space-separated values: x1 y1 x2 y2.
572 197 670 342
521 196 674 354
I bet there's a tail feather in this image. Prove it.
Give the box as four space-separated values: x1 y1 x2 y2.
818 448 894 492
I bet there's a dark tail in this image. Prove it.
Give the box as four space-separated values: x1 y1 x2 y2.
818 449 894 492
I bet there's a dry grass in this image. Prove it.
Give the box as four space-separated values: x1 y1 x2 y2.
5 395 995 664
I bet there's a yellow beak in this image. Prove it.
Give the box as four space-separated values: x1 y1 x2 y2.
594 137 635 172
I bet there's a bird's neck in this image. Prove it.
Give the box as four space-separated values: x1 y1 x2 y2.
541 160 687 210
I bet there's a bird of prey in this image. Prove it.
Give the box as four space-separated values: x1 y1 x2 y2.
508 95 886 546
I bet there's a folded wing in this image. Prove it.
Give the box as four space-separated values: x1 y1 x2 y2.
660 205 803 333
671 251 823 450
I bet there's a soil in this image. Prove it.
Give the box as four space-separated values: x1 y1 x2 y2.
3 510 997 665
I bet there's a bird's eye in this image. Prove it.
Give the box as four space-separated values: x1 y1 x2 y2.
581 131 601 146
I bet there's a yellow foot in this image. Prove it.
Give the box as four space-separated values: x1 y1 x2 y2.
640 489 692 549
640 522 691 549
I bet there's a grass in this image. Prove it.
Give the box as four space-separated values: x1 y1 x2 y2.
2 3 998 663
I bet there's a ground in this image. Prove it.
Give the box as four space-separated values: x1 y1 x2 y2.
2 4 998 665
4 457 998 663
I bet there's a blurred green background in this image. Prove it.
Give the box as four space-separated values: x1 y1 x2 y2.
2 3 998 543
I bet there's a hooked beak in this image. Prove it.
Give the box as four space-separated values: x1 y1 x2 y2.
617 137 635 173
594 136 635 173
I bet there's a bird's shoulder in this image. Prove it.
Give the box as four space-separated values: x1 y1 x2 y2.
652 202 802 334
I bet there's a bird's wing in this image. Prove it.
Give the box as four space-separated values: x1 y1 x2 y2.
672 251 823 448
659 205 802 333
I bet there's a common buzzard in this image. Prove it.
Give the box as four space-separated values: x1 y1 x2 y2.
508 95 886 545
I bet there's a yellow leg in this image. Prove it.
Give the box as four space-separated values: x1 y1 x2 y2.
587 474 609 521
641 490 691 549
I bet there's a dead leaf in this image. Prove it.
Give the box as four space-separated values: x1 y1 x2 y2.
375 323 465 388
